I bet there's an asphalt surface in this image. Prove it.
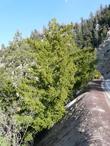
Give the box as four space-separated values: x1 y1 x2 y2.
35 80 110 146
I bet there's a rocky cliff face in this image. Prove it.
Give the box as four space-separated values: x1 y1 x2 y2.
97 38 110 79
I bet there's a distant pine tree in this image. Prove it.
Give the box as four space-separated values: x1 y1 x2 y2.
74 4 110 48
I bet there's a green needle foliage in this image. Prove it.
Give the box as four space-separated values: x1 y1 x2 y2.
17 19 77 140
0 19 97 145
74 4 110 48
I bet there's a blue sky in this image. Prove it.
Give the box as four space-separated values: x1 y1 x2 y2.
0 0 110 45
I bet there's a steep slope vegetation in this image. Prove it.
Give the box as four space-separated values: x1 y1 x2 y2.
0 20 97 145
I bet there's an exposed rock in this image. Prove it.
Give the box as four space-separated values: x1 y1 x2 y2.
97 38 110 79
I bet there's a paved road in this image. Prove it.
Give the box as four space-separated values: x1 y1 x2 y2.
36 80 110 146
